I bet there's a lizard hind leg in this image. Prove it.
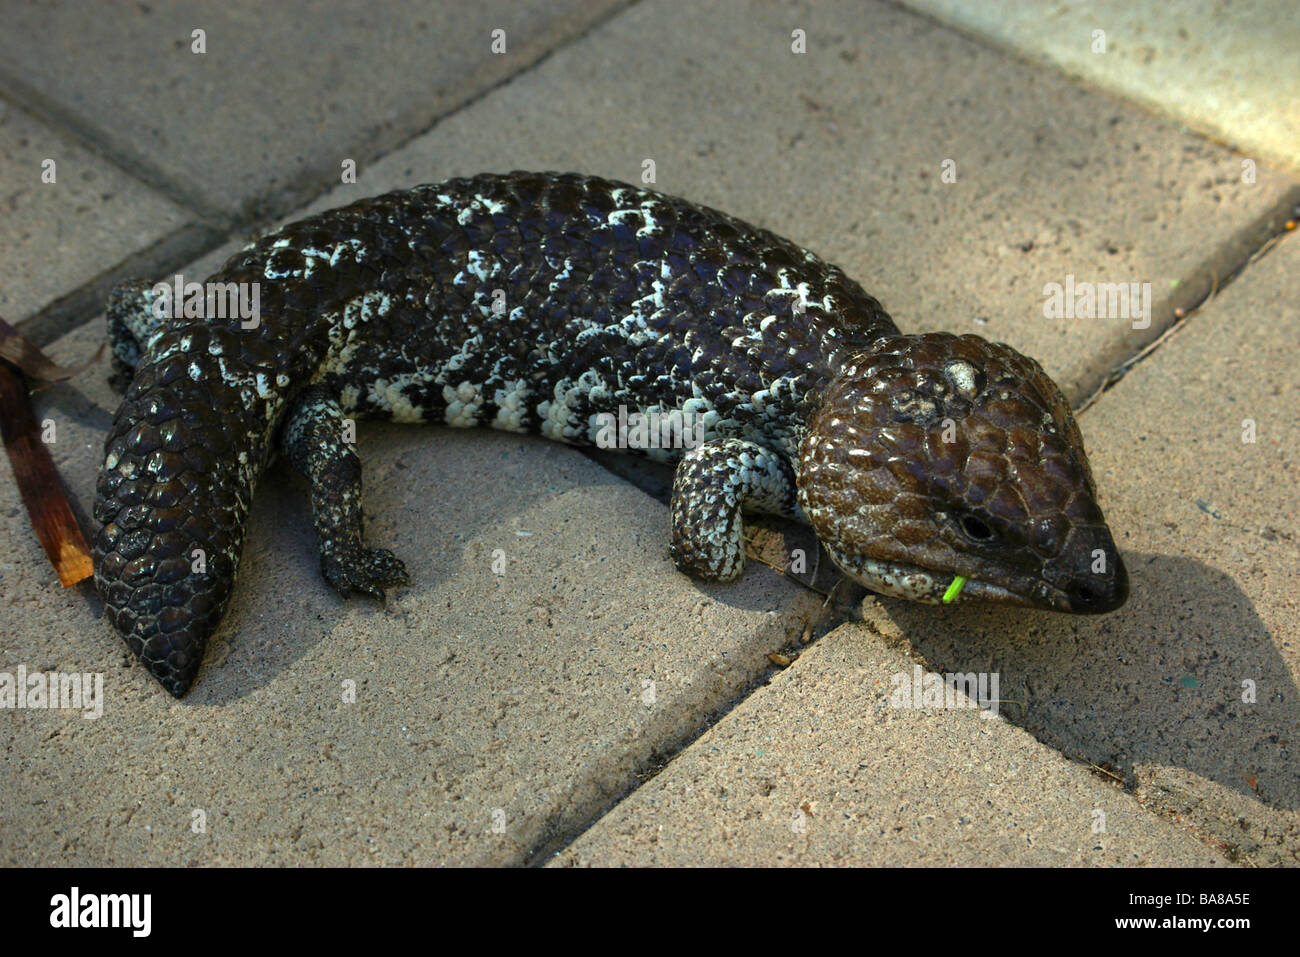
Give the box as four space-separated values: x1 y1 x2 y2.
105 279 167 392
279 385 410 598
669 438 800 582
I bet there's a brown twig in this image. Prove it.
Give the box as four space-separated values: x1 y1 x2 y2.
0 321 97 586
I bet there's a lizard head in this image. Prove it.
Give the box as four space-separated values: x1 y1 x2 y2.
797 332 1127 613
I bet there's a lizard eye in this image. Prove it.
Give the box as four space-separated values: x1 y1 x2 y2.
957 512 997 543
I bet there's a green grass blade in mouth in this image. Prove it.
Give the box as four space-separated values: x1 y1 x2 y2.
942 575 968 604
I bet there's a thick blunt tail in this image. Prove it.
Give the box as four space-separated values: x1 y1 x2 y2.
92 363 263 696
95 559 232 697
93 463 248 696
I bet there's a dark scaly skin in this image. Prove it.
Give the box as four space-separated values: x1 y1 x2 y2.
93 171 1127 697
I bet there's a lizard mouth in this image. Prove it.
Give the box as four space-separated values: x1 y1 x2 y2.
820 544 1088 613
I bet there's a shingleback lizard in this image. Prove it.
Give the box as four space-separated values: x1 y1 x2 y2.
93 171 1128 697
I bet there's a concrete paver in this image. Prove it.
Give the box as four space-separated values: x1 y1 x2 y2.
1069 230 1299 864
899 0 1300 176
0 0 629 222
553 622 1228 866
0 97 193 326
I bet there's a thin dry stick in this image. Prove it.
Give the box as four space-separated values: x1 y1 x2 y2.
0 361 94 585
1088 762 1126 786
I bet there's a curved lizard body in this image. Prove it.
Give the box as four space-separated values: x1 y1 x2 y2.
94 171 1127 697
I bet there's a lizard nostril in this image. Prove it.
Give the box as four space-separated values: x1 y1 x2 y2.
1066 561 1128 613
1067 581 1106 608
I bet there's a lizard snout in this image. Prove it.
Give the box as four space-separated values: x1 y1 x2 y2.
1055 526 1129 614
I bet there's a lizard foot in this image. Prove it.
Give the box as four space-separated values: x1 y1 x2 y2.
321 545 410 599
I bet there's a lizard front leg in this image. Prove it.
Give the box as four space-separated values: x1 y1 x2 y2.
279 386 409 598
669 437 799 582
